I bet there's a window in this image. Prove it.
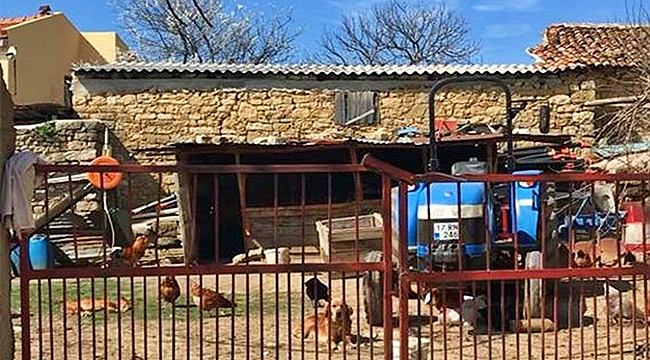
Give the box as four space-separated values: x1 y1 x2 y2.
335 91 379 125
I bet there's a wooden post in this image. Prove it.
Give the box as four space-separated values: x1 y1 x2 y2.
234 153 251 251
0 75 15 358
349 145 364 201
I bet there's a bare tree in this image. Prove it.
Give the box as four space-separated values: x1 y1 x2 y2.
591 4 650 173
316 1 479 65
113 0 301 63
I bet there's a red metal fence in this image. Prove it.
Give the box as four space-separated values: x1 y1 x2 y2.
11 162 650 359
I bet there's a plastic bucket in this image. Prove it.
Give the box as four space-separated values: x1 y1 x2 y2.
264 248 291 265
9 235 53 275
392 337 431 359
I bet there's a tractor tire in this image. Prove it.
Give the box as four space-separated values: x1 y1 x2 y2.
363 251 385 326
524 251 543 319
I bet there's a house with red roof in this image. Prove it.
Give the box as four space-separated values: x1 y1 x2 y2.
0 5 128 106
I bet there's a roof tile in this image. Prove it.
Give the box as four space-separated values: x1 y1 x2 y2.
0 14 45 37
528 23 650 70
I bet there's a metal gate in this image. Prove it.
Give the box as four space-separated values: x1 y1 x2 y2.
14 162 395 360
12 161 650 359
365 155 650 360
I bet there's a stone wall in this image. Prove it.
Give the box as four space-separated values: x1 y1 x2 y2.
72 69 620 165
15 119 163 214
15 120 105 163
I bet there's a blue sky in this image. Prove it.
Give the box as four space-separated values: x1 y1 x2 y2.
0 0 638 64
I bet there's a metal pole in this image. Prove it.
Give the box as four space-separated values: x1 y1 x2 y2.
0 74 16 358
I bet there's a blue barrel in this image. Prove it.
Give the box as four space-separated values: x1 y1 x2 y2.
9 235 53 275
391 182 425 249
9 244 20 276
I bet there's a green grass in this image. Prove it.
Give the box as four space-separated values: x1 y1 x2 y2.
11 278 310 322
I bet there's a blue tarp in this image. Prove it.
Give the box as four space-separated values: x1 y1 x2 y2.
593 141 650 158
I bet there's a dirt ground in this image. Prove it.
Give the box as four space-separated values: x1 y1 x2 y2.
11 250 650 359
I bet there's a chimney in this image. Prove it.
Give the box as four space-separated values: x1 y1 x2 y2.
37 5 52 16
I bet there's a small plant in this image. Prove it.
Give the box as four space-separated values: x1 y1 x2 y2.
34 122 57 141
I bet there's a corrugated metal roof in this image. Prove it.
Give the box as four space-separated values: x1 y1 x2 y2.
74 62 550 78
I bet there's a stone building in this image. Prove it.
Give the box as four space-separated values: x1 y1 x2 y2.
71 62 605 166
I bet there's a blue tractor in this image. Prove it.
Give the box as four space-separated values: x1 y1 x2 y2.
362 76 621 327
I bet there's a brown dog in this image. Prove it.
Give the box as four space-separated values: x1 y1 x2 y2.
65 296 131 317
292 298 353 350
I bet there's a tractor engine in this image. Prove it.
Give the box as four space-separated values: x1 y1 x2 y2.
415 159 490 271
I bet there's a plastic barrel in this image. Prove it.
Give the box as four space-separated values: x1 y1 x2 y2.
9 235 52 275
9 244 20 276
29 235 52 270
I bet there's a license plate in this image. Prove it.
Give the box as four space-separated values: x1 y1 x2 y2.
434 222 459 241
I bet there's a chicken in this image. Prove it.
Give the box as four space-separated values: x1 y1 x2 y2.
305 277 329 308
603 283 644 325
122 234 149 266
160 276 180 307
189 280 236 312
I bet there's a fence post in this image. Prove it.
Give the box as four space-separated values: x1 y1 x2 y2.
0 74 15 358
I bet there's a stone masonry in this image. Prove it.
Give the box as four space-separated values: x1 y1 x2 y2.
71 69 612 165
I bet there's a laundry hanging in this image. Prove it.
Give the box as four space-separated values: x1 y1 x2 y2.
0 151 50 238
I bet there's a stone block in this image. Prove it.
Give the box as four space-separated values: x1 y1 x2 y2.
580 80 597 90
548 94 571 105
570 89 596 103
572 111 594 124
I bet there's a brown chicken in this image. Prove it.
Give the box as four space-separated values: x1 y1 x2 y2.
122 234 149 266
160 276 180 307
189 280 236 312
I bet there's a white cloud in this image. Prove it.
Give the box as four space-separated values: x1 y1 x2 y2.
484 24 532 38
473 0 539 12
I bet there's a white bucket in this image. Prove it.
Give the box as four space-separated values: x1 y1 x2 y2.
392 337 431 360
264 248 291 265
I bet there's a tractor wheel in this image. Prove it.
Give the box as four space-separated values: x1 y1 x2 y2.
524 251 543 319
363 251 385 326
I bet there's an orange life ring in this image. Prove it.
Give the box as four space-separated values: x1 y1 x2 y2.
87 156 123 190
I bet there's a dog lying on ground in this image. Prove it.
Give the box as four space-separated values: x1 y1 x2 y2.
65 296 131 316
292 298 353 350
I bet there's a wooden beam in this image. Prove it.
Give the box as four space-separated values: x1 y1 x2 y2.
31 183 94 235
582 95 640 107
234 153 252 251
349 145 364 201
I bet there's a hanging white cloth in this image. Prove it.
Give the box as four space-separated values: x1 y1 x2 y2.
0 151 50 238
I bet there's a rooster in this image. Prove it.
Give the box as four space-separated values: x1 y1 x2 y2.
160 276 180 307
121 234 149 266
189 280 236 312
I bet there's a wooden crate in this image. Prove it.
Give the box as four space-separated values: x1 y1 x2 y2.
315 213 383 263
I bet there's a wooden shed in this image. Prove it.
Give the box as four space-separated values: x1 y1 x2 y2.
174 133 568 264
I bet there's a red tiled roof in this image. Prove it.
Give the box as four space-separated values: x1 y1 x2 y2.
0 14 44 37
527 23 650 70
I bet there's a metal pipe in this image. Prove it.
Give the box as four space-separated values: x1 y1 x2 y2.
428 76 514 173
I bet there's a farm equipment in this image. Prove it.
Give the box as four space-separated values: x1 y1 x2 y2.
362 76 625 327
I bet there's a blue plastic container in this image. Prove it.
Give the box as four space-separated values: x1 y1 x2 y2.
9 235 53 275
